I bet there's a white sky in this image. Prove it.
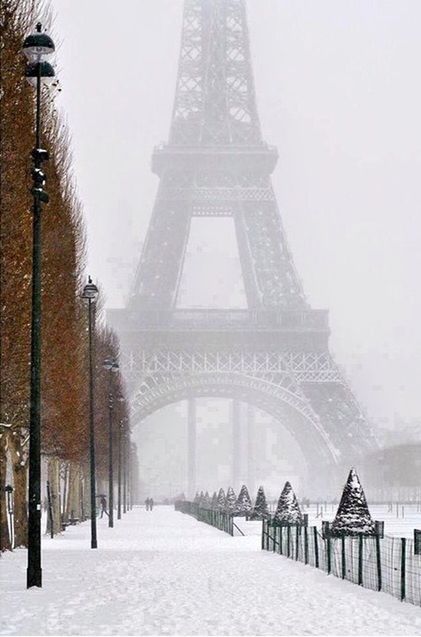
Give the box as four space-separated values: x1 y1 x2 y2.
49 0 421 426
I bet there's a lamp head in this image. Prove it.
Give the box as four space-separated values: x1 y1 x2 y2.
23 23 55 61
81 276 99 304
103 359 119 372
25 61 55 87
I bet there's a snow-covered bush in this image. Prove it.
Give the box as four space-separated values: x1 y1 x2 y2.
273 481 303 525
225 487 237 513
234 485 252 516
217 488 226 511
330 468 376 536
250 485 270 520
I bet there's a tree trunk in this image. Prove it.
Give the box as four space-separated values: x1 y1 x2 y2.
61 462 67 524
66 462 82 521
0 435 11 551
47 457 62 535
8 431 27 547
82 463 91 521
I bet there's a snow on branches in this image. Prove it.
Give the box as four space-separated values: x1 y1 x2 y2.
273 481 303 525
250 485 270 520
234 485 252 516
330 468 376 536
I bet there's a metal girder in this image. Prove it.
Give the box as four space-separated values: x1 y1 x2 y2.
129 0 306 310
129 370 342 464
123 350 343 383
111 0 377 477
171 0 261 145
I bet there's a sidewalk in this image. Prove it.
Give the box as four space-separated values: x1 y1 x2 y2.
1 506 421 635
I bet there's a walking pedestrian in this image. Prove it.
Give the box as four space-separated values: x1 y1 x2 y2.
149 497 154 511
145 497 150 511
100 495 108 518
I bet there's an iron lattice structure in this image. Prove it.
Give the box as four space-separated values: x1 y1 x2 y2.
109 0 376 484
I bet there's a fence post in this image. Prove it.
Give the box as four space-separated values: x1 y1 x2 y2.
295 526 299 560
261 519 266 550
280 526 283 555
272 523 276 552
401 537 406 601
314 527 319 568
304 525 308 565
341 535 346 579
287 525 291 558
327 536 331 575
358 534 363 586
375 533 382 591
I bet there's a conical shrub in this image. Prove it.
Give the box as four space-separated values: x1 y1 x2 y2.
211 491 218 510
330 468 375 536
203 491 211 509
217 488 226 511
193 491 200 504
273 481 303 525
225 486 237 513
235 484 253 516
250 485 270 520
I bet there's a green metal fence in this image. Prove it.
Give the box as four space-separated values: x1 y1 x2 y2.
175 500 233 535
262 520 421 606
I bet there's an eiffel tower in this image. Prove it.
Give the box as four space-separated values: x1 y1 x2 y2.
109 0 376 495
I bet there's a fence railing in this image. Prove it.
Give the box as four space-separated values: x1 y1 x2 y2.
262 520 421 606
175 501 234 535
175 501 421 607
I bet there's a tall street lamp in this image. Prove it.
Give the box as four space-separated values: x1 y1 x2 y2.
22 23 55 589
123 427 128 515
103 359 119 528
82 277 99 548
117 414 127 521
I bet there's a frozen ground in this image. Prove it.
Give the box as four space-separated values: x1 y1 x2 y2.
1 506 421 636
241 503 421 539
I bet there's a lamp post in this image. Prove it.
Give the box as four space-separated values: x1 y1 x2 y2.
81 277 99 549
103 359 119 528
123 427 127 514
4 485 14 548
117 414 127 520
22 23 55 589
117 419 123 520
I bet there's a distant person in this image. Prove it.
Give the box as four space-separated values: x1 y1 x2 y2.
145 497 150 511
100 495 108 518
149 497 154 511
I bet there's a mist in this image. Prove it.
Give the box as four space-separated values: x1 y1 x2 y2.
50 0 421 498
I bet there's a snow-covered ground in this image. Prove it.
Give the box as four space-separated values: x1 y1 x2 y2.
259 503 421 539
307 503 421 539
235 503 421 539
1 506 421 636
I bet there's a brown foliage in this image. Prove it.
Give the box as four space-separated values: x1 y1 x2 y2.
0 1 131 550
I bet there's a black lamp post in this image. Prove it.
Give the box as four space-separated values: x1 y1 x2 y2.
103 359 119 528
117 415 127 520
123 427 127 514
81 277 99 548
4 485 14 548
23 22 55 590
117 420 123 520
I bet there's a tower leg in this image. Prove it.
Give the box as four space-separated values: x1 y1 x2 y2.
187 398 196 498
247 404 255 494
232 400 241 490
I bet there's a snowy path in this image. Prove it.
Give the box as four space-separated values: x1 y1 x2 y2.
1 506 421 636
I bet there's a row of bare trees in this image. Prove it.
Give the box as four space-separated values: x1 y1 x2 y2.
0 0 134 550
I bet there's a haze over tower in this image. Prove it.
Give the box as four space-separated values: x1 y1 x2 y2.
108 0 377 496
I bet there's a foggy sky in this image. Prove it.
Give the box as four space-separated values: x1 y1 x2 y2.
49 0 421 426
